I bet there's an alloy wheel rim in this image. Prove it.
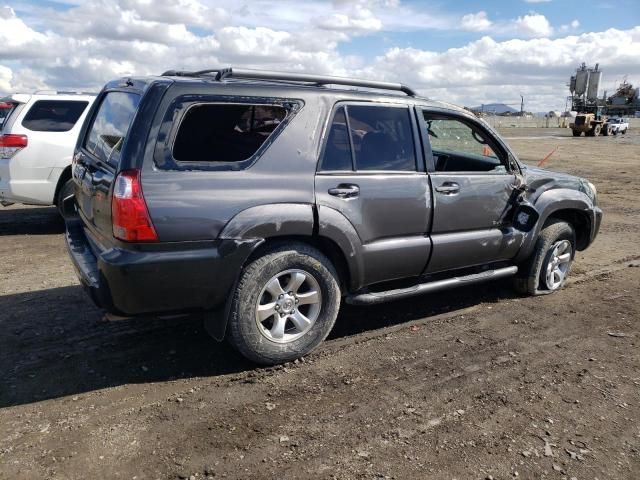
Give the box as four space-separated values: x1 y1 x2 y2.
543 240 572 290
255 269 322 343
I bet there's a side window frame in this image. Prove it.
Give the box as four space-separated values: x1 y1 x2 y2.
417 107 514 175
153 94 303 172
317 101 425 175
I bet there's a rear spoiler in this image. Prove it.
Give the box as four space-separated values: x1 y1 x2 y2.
0 94 31 104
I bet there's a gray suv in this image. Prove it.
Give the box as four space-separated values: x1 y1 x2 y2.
66 68 602 364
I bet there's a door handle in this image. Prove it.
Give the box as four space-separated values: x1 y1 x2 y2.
328 184 360 198
435 182 460 195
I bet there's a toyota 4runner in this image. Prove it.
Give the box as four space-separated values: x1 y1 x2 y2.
65 68 602 365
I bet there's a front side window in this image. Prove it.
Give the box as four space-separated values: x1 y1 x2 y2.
85 92 140 165
320 104 416 172
22 100 89 132
172 104 287 163
423 112 507 173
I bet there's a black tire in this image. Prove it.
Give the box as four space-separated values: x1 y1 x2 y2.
572 130 581 137
612 129 618 136
513 219 576 296
592 124 601 136
56 177 75 217
602 124 611 136
227 242 341 365
622 128 627 134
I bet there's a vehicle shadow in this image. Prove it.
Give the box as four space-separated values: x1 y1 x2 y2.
0 280 518 408
0 206 64 235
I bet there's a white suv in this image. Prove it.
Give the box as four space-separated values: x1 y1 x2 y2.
0 91 96 213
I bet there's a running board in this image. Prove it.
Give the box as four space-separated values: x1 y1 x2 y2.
346 266 518 306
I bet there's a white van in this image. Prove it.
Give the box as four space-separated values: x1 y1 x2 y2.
0 92 96 213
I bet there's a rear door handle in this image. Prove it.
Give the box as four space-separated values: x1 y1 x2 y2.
435 182 460 195
328 184 360 198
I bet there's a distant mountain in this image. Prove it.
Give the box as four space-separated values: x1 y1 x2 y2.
469 103 518 114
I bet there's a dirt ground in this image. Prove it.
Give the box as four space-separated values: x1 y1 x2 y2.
1 127 639 480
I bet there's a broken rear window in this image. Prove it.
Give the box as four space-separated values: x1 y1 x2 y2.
173 104 287 163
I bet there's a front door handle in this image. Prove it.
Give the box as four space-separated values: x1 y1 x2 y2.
435 182 460 195
328 184 360 198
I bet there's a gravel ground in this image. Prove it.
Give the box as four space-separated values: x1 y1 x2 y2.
1 127 639 479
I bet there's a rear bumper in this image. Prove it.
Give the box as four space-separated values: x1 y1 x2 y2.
65 219 259 316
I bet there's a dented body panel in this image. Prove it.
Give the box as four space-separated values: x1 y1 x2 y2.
65 74 602 339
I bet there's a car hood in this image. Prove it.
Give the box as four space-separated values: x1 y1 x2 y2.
520 164 591 203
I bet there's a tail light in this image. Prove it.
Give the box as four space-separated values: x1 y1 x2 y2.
111 169 158 242
0 134 28 160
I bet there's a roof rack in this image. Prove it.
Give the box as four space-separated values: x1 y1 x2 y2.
33 90 97 96
161 67 417 97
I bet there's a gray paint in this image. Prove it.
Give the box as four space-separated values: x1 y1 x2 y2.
69 74 602 323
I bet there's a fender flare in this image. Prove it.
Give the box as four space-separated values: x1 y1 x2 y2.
206 203 315 341
316 205 365 290
219 203 314 239
515 188 596 262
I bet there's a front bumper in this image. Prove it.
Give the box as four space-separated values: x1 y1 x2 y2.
65 219 259 316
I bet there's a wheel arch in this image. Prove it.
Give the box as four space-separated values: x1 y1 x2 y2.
515 188 596 262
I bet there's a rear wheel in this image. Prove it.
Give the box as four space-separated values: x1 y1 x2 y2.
56 178 75 218
622 128 628 134
602 124 611 136
513 219 575 296
592 124 601 136
572 130 581 137
227 242 341 365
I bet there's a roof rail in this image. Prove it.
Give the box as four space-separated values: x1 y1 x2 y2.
161 67 417 96
33 90 97 96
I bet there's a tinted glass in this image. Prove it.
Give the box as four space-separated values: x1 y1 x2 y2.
173 104 287 163
22 100 89 132
85 92 140 165
348 105 416 171
320 107 352 171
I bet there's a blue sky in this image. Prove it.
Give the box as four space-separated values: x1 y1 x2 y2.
1 0 639 110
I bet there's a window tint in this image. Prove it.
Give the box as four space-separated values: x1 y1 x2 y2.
22 100 88 132
423 113 506 173
85 92 140 165
173 104 287 163
320 107 352 171
0 103 16 130
320 105 416 172
349 105 416 171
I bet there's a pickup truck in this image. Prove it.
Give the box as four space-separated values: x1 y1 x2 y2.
608 117 629 135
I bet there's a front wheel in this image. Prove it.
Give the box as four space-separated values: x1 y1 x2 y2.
572 130 581 137
513 219 575 296
227 243 341 365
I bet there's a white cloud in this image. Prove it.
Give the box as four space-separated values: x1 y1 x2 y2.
461 11 493 32
513 13 554 37
560 19 580 32
1 2 639 112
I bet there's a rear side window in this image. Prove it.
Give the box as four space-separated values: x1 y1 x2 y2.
320 104 416 172
22 100 89 132
173 104 287 163
85 92 140 165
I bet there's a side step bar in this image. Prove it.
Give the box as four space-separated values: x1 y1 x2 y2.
346 266 518 306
